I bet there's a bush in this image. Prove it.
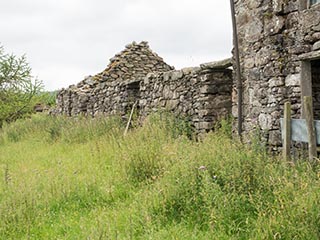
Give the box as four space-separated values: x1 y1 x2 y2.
0 45 42 127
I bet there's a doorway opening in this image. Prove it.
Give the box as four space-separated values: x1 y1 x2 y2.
300 55 320 119
125 80 140 113
311 59 320 119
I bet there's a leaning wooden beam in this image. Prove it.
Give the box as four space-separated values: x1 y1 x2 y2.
283 102 291 161
303 96 317 163
124 101 138 136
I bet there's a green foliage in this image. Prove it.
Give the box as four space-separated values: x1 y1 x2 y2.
0 45 43 127
33 91 57 107
0 114 319 239
147 111 194 139
123 113 193 184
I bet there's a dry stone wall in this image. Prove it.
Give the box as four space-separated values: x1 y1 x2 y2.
55 41 233 134
139 61 232 133
234 0 320 149
55 41 174 117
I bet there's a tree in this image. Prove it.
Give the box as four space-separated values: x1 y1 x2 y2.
0 45 43 127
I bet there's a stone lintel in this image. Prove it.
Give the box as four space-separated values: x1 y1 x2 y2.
200 58 232 70
123 79 141 86
299 50 320 61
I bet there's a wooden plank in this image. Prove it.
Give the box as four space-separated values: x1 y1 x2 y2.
283 102 291 161
301 61 312 118
304 96 317 162
124 101 137 136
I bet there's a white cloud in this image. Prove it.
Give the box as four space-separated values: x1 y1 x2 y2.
0 0 232 91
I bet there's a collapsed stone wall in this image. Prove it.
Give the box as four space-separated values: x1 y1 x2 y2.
55 41 174 117
55 41 233 133
234 0 320 148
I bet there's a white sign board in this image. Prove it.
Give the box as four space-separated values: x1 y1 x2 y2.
280 118 320 145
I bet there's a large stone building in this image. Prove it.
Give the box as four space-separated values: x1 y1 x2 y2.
233 0 320 148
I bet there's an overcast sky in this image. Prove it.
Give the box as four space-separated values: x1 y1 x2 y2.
0 0 232 91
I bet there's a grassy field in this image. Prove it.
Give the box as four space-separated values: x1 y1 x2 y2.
0 114 319 239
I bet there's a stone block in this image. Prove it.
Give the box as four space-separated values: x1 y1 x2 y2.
200 85 218 94
245 17 263 43
198 122 213 130
285 74 300 87
268 130 282 146
268 77 284 88
166 100 179 110
200 58 232 70
258 113 273 130
272 0 283 13
313 41 320 51
264 15 285 36
171 70 184 80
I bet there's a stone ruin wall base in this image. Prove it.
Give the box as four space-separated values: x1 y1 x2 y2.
55 64 233 136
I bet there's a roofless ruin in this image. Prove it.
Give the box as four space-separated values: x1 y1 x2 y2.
55 0 320 145
55 41 232 134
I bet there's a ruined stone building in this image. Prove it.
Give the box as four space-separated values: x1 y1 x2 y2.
233 0 320 149
55 0 320 141
55 42 232 134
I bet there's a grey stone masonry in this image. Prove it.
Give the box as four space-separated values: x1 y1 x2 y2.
139 61 232 133
234 0 320 149
55 41 174 117
54 41 233 134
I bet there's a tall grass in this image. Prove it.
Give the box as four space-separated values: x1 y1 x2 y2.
0 113 319 239
0 114 124 144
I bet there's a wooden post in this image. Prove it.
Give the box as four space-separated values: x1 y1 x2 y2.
283 102 291 161
303 96 317 162
229 0 243 137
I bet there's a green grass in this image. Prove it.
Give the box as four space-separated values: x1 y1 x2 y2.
0 113 319 239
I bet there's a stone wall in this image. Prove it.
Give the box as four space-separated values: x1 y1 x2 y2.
139 60 232 133
54 41 233 134
234 0 320 149
55 41 174 117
